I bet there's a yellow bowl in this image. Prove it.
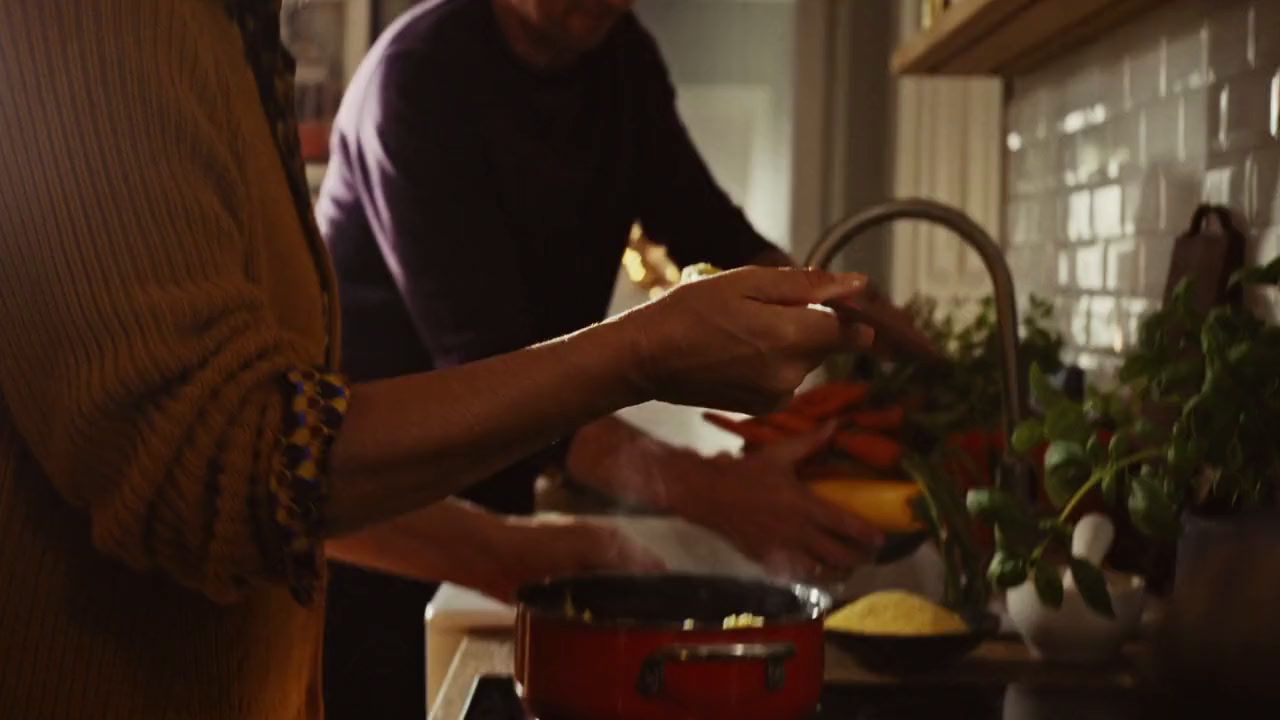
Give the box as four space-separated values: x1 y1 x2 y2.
806 477 923 534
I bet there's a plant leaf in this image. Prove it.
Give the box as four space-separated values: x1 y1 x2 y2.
1068 557 1116 618
1045 403 1090 445
1029 364 1067 413
1033 560 1064 609
987 550 1028 588
1107 431 1131 463
1085 433 1106 465
1100 472 1120 510
1128 470 1181 539
1011 418 1045 454
1043 441 1090 509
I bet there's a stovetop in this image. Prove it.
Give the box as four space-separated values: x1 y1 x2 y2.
459 675 1150 720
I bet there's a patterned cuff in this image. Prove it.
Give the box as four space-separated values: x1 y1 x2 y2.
270 368 349 605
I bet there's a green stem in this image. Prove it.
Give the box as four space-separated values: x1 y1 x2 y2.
1056 448 1165 523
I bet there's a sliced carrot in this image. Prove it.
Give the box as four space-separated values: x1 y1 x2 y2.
788 381 870 419
702 412 787 445
833 431 904 471
847 405 906 432
761 411 820 433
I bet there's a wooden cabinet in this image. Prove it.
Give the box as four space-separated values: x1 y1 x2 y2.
892 0 1165 76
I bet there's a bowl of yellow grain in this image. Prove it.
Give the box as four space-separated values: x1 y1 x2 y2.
824 590 996 674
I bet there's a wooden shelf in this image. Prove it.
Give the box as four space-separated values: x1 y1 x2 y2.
892 0 1165 76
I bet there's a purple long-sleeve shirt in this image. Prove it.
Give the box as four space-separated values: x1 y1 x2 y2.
315 0 777 513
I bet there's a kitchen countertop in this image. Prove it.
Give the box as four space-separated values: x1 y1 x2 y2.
429 630 1147 719
424 513 953 709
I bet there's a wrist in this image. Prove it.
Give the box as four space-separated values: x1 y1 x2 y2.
568 314 655 410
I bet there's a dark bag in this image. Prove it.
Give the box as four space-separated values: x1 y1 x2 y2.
1163 204 1247 312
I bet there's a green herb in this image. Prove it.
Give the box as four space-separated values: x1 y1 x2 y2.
1033 559 1064 609
905 453 989 612
1068 557 1115 618
968 256 1280 616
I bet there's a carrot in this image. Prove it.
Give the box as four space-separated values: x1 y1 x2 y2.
788 381 869 419
847 405 906 432
833 431 904 471
761 411 819 433
702 412 787 445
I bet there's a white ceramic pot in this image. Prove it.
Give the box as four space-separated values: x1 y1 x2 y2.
1005 567 1145 664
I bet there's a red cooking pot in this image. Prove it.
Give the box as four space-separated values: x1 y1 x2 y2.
514 574 831 720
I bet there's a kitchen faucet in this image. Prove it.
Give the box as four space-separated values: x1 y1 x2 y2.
803 198 1032 499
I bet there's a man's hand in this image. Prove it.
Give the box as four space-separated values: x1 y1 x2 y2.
668 424 884 583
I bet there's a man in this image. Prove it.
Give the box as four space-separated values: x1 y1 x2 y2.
315 0 878 715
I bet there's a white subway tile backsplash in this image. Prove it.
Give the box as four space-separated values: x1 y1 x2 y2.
1202 161 1246 209
1259 226 1280 266
1166 22 1209 95
1125 175 1162 234
1058 248 1073 288
1126 39 1165 109
1140 233 1178 296
1073 351 1118 373
1255 1 1280 70
1182 87 1212 163
1008 246 1056 298
1215 69 1275 150
1143 98 1182 164
1110 112 1144 179
1063 125 1110 186
1088 296 1121 352
1067 189 1094 241
1271 69 1279 137
1040 196 1061 241
1247 146 1279 229
1207 1 1253 82
1120 297 1154 349
1164 168 1207 231
1093 183 1125 239
1003 0 1276 359
1076 243 1106 291
1069 295 1092 347
1106 238 1139 294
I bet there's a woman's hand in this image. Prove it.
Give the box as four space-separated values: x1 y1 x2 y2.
470 516 666 602
326 501 665 603
619 267 876 414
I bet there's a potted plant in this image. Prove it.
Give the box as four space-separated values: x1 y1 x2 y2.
967 255 1280 659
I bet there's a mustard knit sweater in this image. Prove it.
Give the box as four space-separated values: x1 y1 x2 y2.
0 0 343 717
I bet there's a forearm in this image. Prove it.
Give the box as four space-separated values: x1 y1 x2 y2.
327 319 641 536
325 499 510 589
564 416 707 513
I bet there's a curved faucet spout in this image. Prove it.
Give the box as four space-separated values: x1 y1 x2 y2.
803 198 1030 496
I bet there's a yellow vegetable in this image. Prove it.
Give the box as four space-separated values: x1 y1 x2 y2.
826 591 967 636
680 262 721 283
721 613 765 629
807 477 922 533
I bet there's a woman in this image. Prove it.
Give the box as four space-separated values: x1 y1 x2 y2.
0 1 880 717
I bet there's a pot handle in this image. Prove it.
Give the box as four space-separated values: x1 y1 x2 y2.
636 642 796 697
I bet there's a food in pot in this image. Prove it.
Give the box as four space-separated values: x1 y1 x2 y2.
825 591 967 636
565 592 764 630
721 613 766 629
